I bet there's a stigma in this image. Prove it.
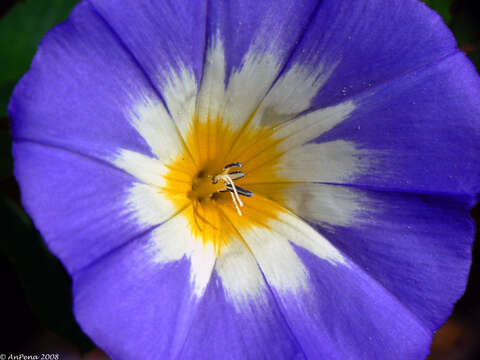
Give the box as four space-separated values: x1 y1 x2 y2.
212 162 253 216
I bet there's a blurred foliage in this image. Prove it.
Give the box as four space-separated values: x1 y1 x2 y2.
0 0 479 356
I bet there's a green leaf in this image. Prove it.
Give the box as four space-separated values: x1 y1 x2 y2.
0 0 80 115
0 196 94 353
422 0 452 25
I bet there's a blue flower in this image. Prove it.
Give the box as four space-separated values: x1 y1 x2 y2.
9 0 480 359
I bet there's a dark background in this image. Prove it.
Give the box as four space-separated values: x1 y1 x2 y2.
0 0 479 358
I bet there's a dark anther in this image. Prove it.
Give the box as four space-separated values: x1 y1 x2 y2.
223 162 242 169
220 184 253 197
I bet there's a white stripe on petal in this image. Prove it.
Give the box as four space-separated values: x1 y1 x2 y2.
274 100 356 151
249 182 361 229
239 225 309 295
188 238 216 297
113 149 168 187
148 213 216 297
196 36 227 122
127 97 184 163
148 215 193 263
251 61 339 129
159 66 198 139
277 141 368 183
268 211 346 266
282 183 361 228
216 238 268 311
126 182 183 228
221 51 281 130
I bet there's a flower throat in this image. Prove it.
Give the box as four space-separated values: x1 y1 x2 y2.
161 115 291 253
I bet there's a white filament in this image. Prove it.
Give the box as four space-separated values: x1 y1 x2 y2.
217 174 244 216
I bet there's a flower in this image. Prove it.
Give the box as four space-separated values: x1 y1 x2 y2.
8 0 480 359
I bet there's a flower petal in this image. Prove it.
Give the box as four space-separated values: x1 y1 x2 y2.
9 1 166 161
273 102 356 152
277 247 432 359
275 140 365 183
12 142 177 274
177 266 305 359
315 187 475 332
87 0 207 137
245 0 457 128
218 207 431 359
276 0 457 110
197 0 321 128
73 232 210 359
314 52 480 195
9 1 203 276
215 238 269 311
248 183 361 229
73 215 304 360
149 214 217 297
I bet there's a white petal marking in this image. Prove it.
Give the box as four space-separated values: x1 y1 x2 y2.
196 35 227 122
148 213 215 297
251 61 340 128
216 238 268 311
239 225 309 294
113 149 168 187
274 100 356 151
125 182 181 228
148 215 193 263
188 239 216 297
277 141 368 183
221 51 282 130
282 183 362 228
268 211 346 266
127 97 184 163
159 66 198 139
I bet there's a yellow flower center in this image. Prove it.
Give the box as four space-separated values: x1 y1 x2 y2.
162 114 292 254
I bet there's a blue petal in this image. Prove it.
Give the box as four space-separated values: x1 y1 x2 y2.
13 142 150 274
88 0 207 98
277 0 458 110
9 1 159 160
314 188 475 333
178 272 305 360
205 0 319 78
277 246 433 360
315 52 480 196
73 239 201 359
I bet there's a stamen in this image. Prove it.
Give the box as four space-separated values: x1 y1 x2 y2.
224 162 242 169
220 174 244 207
229 191 243 216
212 162 253 216
227 170 245 181
225 184 253 197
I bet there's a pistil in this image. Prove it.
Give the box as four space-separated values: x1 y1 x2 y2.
212 162 253 216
